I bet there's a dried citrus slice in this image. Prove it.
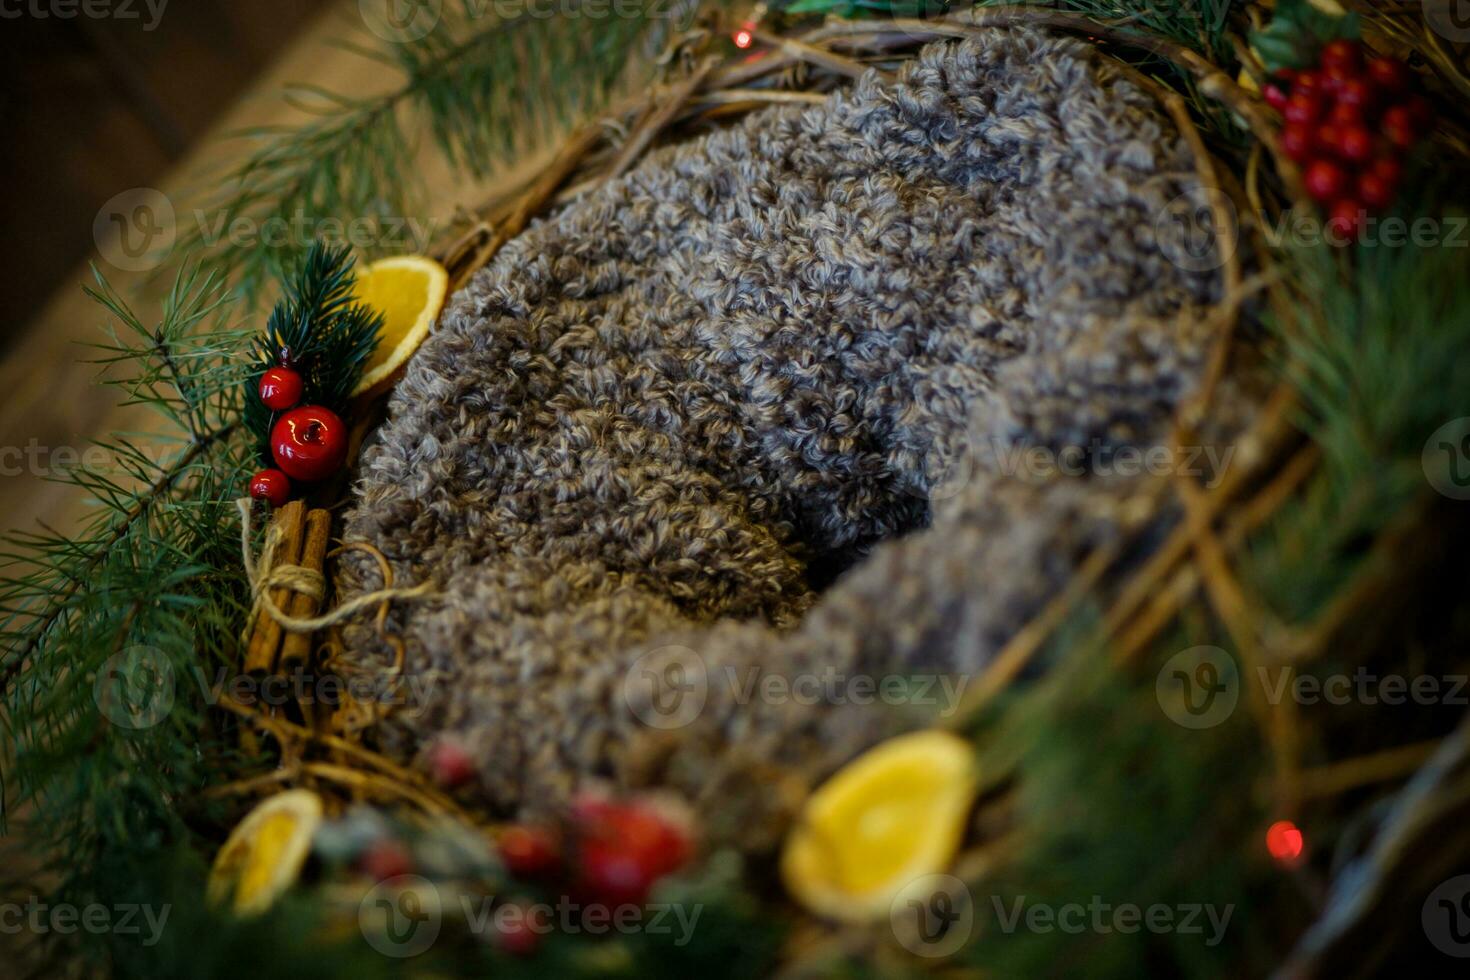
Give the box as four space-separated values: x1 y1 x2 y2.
207 789 323 916
350 255 448 399
781 730 978 922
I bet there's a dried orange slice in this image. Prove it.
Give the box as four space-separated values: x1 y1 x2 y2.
350 255 449 399
207 789 323 916
780 730 978 922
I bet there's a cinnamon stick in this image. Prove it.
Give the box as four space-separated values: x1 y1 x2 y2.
278 508 332 674
243 499 305 677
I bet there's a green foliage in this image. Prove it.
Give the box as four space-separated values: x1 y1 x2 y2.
1249 0 1360 74
0 266 257 955
978 0 1239 58
242 241 383 460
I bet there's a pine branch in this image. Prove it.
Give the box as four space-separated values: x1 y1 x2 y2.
177 1 713 302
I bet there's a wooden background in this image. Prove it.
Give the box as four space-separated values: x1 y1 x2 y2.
0 1 511 551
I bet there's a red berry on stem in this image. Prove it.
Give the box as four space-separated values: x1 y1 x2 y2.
1381 105 1419 149
1336 79 1376 113
1280 123 1316 163
428 739 476 789
270 405 348 482
1305 159 1349 203
1320 39 1362 75
258 366 304 411
578 839 657 906
1370 155 1403 188
1367 57 1411 95
360 839 414 882
1284 92 1324 127
1327 199 1366 245
1335 124 1375 163
1263 81 1291 112
498 825 561 878
248 469 291 508
1293 69 1322 95
1358 171 1397 210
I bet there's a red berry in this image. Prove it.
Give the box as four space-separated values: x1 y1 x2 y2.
1280 123 1316 163
1284 92 1324 126
1274 67 1299 84
1293 70 1323 95
360 839 414 882
270 405 348 482
1328 101 1362 126
428 739 476 789
1321 65 1352 98
1335 124 1375 163
1326 199 1366 245
1263 81 1291 112
577 839 658 906
1367 57 1411 95
1370 155 1404 187
1320 39 1363 75
1336 79 1377 113
248 469 291 508
257 366 304 412
498 825 561 878
493 910 542 957
1304 159 1350 203
1381 105 1419 149
1316 123 1343 158
1357 171 1397 210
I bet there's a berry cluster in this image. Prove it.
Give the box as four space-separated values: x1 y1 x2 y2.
247 356 349 507
1264 40 1427 242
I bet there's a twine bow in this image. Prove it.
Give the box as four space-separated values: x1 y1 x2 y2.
236 498 434 639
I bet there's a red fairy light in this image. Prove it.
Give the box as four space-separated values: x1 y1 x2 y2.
1265 820 1305 866
734 26 754 49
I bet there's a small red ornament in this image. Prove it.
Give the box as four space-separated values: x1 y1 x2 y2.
1319 39 1362 75
1304 159 1349 203
360 839 414 882
1367 57 1410 96
1333 124 1374 164
1265 819 1305 867
570 795 694 906
1281 123 1316 163
1380 107 1417 150
248 469 292 508
1357 170 1397 210
1284 92 1323 127
1263 80 1291 112
498 825 562 879
1326 199 1366 245
257 366 304 412
270 405 348 483
428 738 476 789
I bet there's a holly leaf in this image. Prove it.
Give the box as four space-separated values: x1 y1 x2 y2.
1249 0 1361 74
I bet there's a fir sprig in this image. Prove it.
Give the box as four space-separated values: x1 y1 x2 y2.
242 241 383 461
177 1 712 303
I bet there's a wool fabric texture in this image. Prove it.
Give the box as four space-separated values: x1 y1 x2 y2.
338 29 1232 846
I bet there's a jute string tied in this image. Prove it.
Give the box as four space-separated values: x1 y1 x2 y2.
236 498 435 639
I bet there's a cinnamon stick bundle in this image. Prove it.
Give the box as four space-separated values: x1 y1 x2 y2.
243 499 305 676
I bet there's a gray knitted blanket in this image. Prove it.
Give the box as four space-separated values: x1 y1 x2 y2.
339 29 1226 845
